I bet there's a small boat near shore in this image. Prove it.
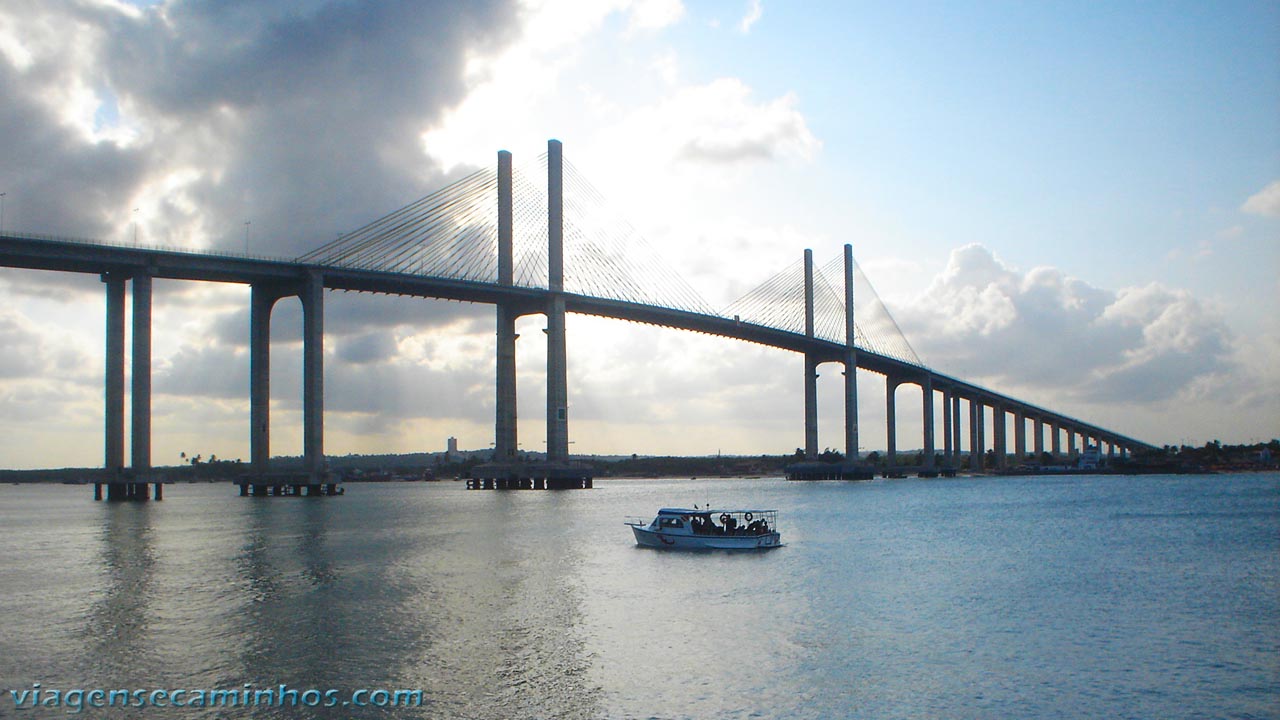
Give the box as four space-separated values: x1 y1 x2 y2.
625 508 782 550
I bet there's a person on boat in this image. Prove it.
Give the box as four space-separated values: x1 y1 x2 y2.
723 514 738 534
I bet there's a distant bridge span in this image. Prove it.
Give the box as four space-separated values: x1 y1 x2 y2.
0 141 1154 495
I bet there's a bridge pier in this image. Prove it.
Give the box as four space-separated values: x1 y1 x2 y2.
842 244 860 461
952 391 963 469
94 271 165 501
921 374 935 475
132 272 152 481
967 397 979 471
250 283 285 474
244 276 336 496
494 150 519 463
1034 417 1044 462
885 376 900 469
1014 408 1026 462
546 140 572 466
941 386 953 469
802 249 818 458
993 405 1008 470
302 270 325 481
94 481 163 501
103 272 126 480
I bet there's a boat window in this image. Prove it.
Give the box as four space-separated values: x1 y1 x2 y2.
659 517 684 528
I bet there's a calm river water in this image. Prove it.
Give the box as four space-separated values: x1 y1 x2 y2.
0 473 1276 719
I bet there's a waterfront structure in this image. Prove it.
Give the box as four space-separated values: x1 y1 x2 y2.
0 141 1153 498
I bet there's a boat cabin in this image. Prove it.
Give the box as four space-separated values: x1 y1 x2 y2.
653 508 776 537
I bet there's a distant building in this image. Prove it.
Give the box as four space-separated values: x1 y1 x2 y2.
446 436 458 461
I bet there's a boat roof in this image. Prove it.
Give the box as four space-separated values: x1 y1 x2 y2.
657 507 775 515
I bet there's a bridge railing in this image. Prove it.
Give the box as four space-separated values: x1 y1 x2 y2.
1 230 296 265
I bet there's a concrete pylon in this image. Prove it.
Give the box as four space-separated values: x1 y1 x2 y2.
494 149 519 462
968 397 979 470
131 272 152 477
803 248 817 459
546 139 569 463
842 244 859 460
103 272 126 476
886 377 900 467
302 270 325 479
922 374 935 471
1014 409 1026 461
951 392 962 467
941 387 951 467
993 405 1007 470
975 400 986 470
249 283 283 474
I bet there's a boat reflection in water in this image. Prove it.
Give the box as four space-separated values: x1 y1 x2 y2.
625 508 782 550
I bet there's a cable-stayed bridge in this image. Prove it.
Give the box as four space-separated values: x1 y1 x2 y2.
0 140 1153 497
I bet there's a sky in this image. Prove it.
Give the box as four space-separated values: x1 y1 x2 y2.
0 0 1277 469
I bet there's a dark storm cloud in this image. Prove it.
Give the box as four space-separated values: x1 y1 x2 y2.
0 59 148 237
0 0 520 253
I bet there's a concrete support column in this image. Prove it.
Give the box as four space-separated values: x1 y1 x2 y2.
952 393 963 464
842 243 859 460
921 375 935 471
886 377 900 468
993 405 1007 470
249 284 280 474
1067 429 1077 459
804 355 819 458
546 139 569 463
494 149 519 462
301 270 325 479
103 273 127 476
1052 423 1061 459
1014 409 1026 462
130 272 152 477
976 401 986 470
1034 417 1044 462
969 398 980 470
803 248 817 459
941 387 953 468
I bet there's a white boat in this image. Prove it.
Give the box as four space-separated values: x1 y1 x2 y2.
625 508 782 550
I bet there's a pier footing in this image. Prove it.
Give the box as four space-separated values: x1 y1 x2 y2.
467 462 594 490
94 481 165 501
237 473 343 497
785 462 875 481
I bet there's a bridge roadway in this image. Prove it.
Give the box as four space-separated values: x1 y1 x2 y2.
0 231 1154 491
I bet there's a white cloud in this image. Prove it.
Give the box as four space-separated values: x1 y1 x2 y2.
897 244 1232 404
627 0 685 32
1242 179 1280 217
739 0 763 33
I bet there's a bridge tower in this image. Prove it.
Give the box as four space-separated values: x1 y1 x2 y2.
842 243 859 461
494 150 519 465
803 249 818 459
546 139 570 465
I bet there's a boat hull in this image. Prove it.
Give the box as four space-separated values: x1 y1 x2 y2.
629 525 782 550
